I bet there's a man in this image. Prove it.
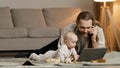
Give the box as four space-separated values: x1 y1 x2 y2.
58 11 105 54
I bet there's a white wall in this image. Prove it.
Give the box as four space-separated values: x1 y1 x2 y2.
0 0 95 14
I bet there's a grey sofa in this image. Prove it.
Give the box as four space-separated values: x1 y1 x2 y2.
0 7 80 56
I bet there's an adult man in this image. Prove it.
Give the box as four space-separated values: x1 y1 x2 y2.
58 11 105 54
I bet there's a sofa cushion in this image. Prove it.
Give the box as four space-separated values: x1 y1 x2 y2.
43 8 81 28
0 28 28 38
11 9 46 28
28 27 60 38
0 7 14 28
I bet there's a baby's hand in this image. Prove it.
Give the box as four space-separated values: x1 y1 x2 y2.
73 59 77 63
73 54 79 62
64 57 73 63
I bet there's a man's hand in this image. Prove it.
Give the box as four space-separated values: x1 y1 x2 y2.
89 26 98 48
89 26 97 40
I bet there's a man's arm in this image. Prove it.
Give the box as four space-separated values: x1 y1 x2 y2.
91 26 105 48
90 26 98 48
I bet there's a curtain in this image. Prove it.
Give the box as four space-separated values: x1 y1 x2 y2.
95 1 120 51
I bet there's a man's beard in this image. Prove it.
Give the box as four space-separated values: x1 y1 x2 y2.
81 32 88 37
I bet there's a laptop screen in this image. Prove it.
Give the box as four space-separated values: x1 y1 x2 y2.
78 48 107 61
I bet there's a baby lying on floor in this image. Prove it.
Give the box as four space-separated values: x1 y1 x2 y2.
29 31 79 63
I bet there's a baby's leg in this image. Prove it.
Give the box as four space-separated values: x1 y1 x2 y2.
29 51 57 61
29 53 41 61
44 50 57 58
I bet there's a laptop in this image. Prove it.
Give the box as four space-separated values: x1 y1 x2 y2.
78 48 107 61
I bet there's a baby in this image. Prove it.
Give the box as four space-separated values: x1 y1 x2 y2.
29 31 78 63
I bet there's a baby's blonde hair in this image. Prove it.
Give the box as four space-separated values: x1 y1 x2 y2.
63 31 77 42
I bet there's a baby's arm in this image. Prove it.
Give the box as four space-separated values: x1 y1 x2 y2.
57 45 72 63
57 47 66 62
57 51 66 62
73 54 79 62
71 48 79 62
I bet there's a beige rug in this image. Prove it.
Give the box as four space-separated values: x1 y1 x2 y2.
0 51 119 66
103 51 120 63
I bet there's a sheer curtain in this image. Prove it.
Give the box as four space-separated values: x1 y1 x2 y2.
102 0 120 51
95 1 120 51
112 0 120 51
